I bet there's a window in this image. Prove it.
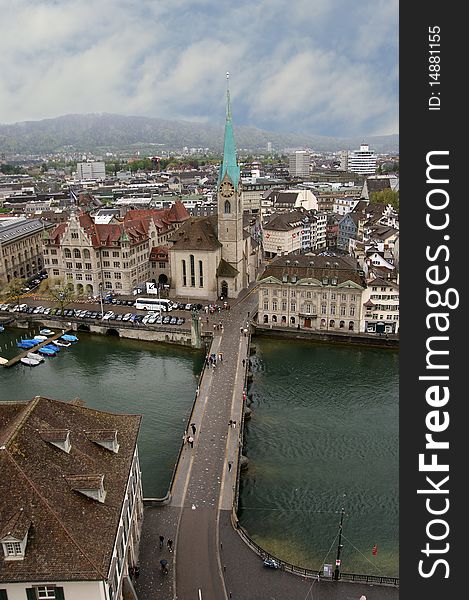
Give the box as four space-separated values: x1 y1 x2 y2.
115 282 122 289
306 291 311 298
73 249 81 259
263 289 269 296
350 306 355 316
103 251 109 257
112 251 119 257
64 248 71 258
159 262 166 269
113 262 120 268
330 304 336 315
282 290 287 297
85 274 92 281
322 292 327 300
114 272 121 279
282 302 287 311
341 294 347 301
291 302 296 312
321 304 327 315
5 541 22 556
53 269 59 276
103 261 110 267
340 305 346 316
104 271 111 279
76 274 83 280
71 232 79 239
199 260 203 287
34 586 64 599
272 301 278 311
190 255 195 287
105 281 112 289
83 249 90 259
51 259 58 265
291 291 296 298
224 200 231 214
182 260 187 286
331 292 336 300
75 263 82 270
85 263 92 270
66 262 72 269
263 301 269 311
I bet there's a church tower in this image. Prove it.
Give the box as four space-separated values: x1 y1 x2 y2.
217 74 245 289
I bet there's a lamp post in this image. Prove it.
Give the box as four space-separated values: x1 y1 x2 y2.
98 284 104 316
334 506 345 580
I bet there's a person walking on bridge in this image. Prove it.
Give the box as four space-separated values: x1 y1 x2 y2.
188 435 194 448
191 423 196 435
159 535 164 549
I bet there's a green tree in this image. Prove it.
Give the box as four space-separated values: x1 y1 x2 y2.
0 278 27 307
370 188 399 213
39 277 77 315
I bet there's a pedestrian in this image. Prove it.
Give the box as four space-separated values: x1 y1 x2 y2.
191 423 196 435
232 420 236 428
213 324 216 331
206 316 209 324
160 559 168 574
228 461 232 472
242 358 245 367
134 565 140 578
167 539 173 552
247 311 250 318
240 326 243 335
159 534 164 549
196 385 200 396
243 328 247 337
188 435 194 448
229 419 233 427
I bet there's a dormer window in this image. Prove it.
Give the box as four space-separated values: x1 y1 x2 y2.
40 430 71 453
65 474 107 503
0 508 31 561
85 430 119 453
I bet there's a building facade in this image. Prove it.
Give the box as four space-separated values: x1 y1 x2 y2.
0 219 53 285
0 396 143 600
288 151 311 177
347 144 377 175
76 162 106 181
362 277 399 333
257 255 366 332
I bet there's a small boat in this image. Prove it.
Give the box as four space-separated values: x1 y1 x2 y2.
39 329 54 336
17 340 39 349
0 357 8 365
27 352 44 362
52 340 71 348
0 325 4 332
38 347 56 356
21 357 41 367
43 344 60 352
60 334 78 342
34 335 48 341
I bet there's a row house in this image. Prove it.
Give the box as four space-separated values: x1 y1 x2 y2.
0 219 54 285
0 396 143 600
257 255 366 333
362 277 399 333
263 210 327 259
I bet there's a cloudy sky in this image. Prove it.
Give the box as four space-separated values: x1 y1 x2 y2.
0 0 398 137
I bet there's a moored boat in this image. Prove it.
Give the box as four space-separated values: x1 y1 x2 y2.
43 344 60 352
38 347 56 356
52 340 71 347
17 340 39 349
60 334 78 342
34 335 48 341
21 357 41 367
27 352 44 362
39 328 54 336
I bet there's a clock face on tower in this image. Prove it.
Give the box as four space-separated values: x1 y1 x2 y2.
219 181 235 198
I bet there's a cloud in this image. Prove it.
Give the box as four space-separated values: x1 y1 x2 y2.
0 0 398 137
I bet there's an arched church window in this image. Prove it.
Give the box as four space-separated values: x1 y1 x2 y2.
224 200 231 214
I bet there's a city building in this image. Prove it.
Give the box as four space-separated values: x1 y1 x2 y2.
76 162 106 181
362 277 399 333
0 218 53 284
347 144 377 175
168 83 260 300
257 254 366 332
43 202 189 295
0 395 143 600
288 151 311 177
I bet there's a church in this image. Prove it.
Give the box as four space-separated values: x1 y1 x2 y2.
169 80 261 300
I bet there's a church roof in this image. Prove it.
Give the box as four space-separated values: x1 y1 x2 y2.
217 79 240 188
169 217 222 251
216 258 239 278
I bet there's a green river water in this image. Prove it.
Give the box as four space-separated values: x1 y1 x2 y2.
0 327 398 576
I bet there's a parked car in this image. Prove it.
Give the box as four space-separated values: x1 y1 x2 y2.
134 314 143 323
170 316 177 325
102 311 115 321
122 313 132 321
155 315 163 324
263 558 280 569
162 315 171 324
184 303 193 310
142 314 151 325
177 317 185 325
43 307 51 315
147 314 157 324
115 313 124 321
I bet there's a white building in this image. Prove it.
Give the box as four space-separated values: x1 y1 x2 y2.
362 277 399 333
77 162 106 181
347 144 377 175
332 197 360 216
0 396 143 600
288 151 311 177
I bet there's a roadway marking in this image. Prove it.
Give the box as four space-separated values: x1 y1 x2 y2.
198 589 203 600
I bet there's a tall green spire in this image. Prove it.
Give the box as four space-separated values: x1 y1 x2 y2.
218 72 240 188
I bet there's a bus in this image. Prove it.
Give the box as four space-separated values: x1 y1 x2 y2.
135 297 173 312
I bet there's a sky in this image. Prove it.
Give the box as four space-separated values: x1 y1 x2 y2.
0 0 398 137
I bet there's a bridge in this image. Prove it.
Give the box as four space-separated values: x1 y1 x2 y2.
133 286 399 600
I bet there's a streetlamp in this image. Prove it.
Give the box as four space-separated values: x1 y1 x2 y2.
334 506 345 580
98 283 104 316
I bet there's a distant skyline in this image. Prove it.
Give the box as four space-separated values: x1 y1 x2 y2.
0 0 398 138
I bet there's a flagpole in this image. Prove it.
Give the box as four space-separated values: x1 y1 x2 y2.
334 506 345 581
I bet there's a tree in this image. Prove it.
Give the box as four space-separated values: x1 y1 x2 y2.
39 277 76 315
0 278 27 307
369 188 399 213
